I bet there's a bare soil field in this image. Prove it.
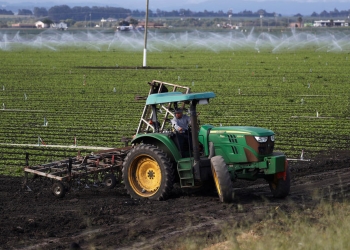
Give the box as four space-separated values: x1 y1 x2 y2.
1 150 349 250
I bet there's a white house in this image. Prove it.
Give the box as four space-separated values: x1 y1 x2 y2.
51 22 68 30
314 20 348 27
35 21 48 29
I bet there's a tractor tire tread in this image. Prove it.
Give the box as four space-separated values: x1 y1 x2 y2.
122 144 174 200
211 156 233 203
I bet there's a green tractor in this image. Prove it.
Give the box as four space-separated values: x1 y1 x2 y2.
122 80 290 202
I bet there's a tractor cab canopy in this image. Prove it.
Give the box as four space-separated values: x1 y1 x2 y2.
146 91 215 105
136 80 215 135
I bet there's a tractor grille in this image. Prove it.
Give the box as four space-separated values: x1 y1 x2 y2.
231 146 238 154
227 134 238 143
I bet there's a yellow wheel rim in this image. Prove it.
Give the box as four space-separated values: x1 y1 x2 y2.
129 154 161 197
212 166 222 197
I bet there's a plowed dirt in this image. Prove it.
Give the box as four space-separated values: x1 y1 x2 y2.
1 150 349 250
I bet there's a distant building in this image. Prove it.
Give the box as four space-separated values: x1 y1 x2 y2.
106 18 118 22
314 20 348 27
51 22 68 30
138 22 164 28
289 22 303 28
116 25 133 31
11 23 35 28
35 21 48 29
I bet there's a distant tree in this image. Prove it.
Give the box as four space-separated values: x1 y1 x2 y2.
41 18 54 25
119 20 129 26
297 16 303 28
129 18 138 25
0 9 14 15
132 9 141 17
33 7 48 17
331 8 339 17
48 5 71 21
0 20 8 27
311 12 318 17
18 9 33 15
64 19 75 26
320 10 329 17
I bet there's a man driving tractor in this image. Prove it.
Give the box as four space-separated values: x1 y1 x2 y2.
171 108 193 157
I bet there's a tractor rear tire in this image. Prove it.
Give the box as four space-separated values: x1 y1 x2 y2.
104 174 117 189
268 168 291 198
52 182 66 198
122 144 174 200
211 156 233 203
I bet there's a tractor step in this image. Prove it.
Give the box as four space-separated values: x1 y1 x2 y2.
177 158 194 187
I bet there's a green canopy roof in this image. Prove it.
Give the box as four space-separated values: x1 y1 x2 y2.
146 92 215 105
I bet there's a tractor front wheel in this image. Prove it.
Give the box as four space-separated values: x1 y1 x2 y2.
267 168 291 198
211 156 233 203
122 144 174 200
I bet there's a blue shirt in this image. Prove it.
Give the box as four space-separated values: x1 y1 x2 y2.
171 115 191 132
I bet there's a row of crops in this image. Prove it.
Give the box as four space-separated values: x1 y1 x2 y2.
0 42 349 175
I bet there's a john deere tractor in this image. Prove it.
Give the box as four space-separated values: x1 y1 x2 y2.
122 80 290 202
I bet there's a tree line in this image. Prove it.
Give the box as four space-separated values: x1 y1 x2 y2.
310 8 350 18
2 5 350 21
0 9 14 15
29 6 281 20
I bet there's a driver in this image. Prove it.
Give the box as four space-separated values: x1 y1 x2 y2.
171 108 192 156
171 108 191 132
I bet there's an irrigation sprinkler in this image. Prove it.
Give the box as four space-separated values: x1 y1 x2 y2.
287 149 311 161
24 93 27 101
316 111 319 117
43 117 48 126
38 136 46 146
113 87 116 93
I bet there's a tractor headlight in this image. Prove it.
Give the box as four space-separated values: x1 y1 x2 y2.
270 135 275 142
254 136 268 143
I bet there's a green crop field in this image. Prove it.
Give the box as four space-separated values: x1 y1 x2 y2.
0 30 349 175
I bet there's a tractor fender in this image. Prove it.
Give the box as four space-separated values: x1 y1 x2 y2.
131 134 181 162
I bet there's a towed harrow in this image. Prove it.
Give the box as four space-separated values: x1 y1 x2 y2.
23 147 131 198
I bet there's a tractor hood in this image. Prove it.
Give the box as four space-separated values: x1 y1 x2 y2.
210 126 274 137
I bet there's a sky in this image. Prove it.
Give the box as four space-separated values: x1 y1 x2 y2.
1 0 350 15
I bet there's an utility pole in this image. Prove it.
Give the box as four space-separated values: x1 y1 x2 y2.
274 12 278 27
143 0 149 67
